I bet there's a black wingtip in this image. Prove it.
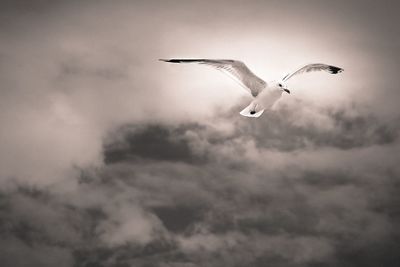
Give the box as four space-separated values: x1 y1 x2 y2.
158 59 208 63
159 59 185 63
328 66 344 74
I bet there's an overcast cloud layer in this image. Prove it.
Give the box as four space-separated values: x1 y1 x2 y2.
0 1 400 266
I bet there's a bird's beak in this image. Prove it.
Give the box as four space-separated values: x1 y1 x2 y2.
283 89 290 94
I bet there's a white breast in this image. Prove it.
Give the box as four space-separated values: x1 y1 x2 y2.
256 87 283 109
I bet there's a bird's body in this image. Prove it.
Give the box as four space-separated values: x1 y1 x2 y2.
241 83 284 117
160 59 343 118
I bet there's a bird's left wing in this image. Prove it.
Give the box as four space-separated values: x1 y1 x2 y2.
281 63 343 82
160 59 266 97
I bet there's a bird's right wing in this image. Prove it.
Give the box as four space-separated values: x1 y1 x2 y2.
281 63 343 82
160 59 267 97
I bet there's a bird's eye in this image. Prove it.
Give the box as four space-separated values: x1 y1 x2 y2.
278 83 282 87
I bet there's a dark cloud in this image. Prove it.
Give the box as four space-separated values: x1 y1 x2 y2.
3 106 399 266
152 206 204 234
103 124 207 164
231 101 399 151
104 102 399 166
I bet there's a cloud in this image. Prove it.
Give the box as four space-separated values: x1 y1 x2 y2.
230 99 399 151
0 237 73 267
96 205 161 247
104 124 208 164
1 103 399 266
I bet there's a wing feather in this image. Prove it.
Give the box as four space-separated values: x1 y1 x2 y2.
160 59 266 97
282 63 343 82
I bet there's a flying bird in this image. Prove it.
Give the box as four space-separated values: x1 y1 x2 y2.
160 59 343 118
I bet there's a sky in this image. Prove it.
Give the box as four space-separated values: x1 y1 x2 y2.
0 0 399 266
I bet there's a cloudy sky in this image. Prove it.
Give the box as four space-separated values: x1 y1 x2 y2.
0 0 399 266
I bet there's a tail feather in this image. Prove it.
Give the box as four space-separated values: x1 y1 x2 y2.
240 104 264 118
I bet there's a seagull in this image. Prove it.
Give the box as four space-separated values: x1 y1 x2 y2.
160 59 343 118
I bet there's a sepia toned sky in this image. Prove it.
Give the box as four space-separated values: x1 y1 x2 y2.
0 1 399 266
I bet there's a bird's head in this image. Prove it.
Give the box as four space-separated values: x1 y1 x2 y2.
276 81 290 94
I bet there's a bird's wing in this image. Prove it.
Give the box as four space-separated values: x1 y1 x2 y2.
281 63 343 82
160 59 267 97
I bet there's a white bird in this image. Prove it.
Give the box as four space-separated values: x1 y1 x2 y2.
160 59 343 118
